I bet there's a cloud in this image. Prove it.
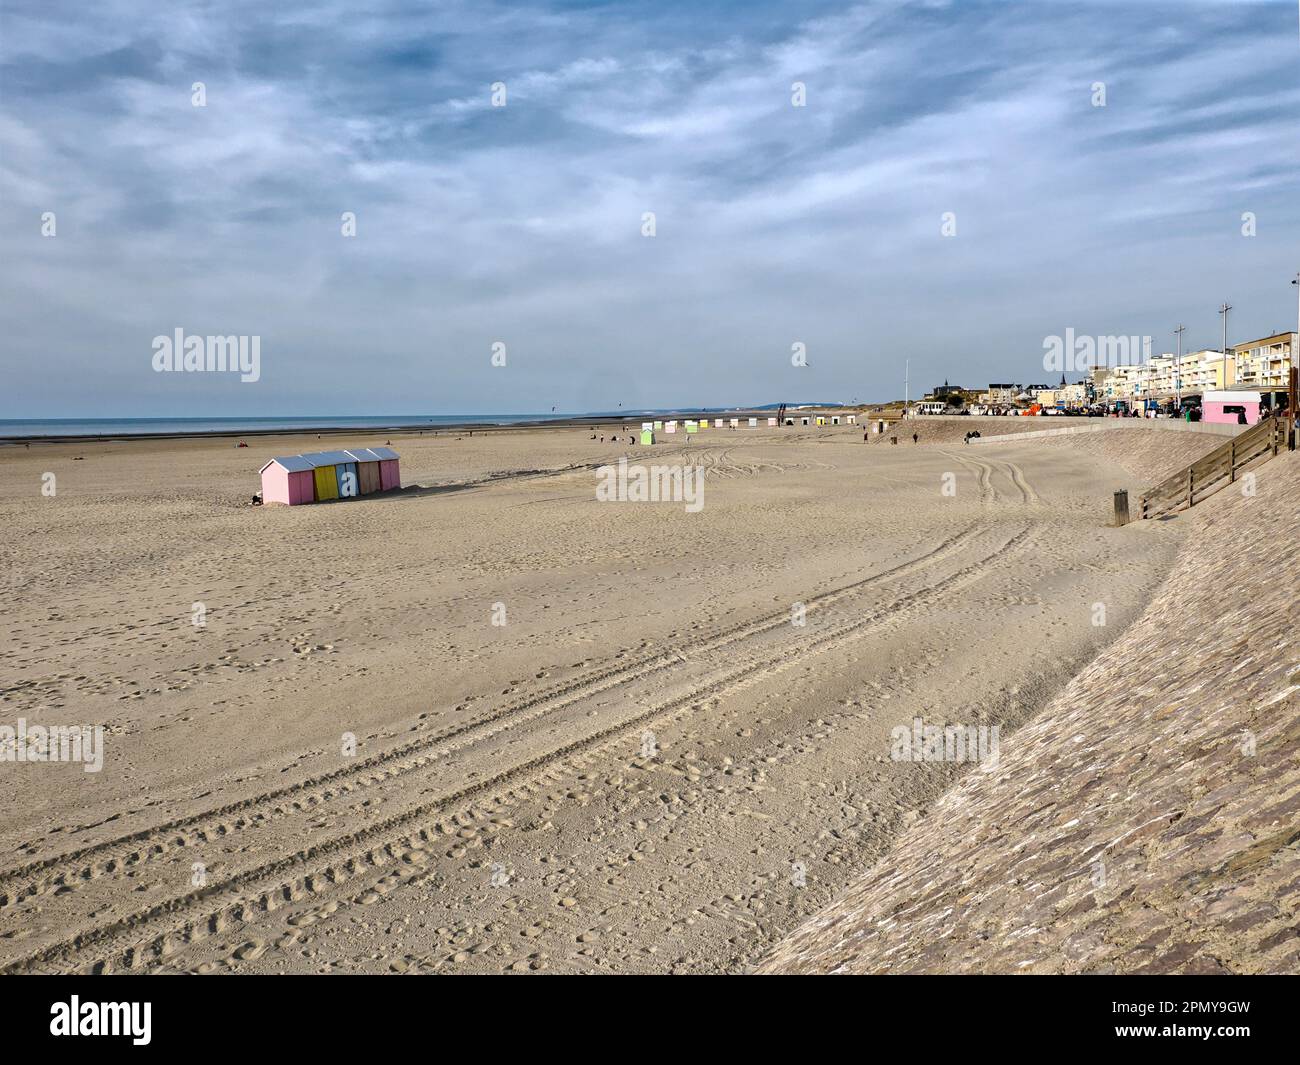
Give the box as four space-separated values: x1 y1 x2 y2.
1 0 1298 416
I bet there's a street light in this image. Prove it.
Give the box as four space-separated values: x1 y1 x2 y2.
1290 274 1299 430
1219 301 1232 390
1174 324 1186 411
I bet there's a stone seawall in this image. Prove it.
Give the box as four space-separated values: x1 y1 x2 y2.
972 420 1244 443
757 444 1300 975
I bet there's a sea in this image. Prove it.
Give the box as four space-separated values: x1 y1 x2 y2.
1 414 624 439
0 405 827 440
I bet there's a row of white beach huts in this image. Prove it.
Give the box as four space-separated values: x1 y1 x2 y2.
637 413 856 443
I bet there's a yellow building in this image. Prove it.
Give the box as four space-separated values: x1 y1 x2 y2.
1232 332 1297 390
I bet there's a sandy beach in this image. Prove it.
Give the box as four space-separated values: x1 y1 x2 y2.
0 421 1225 973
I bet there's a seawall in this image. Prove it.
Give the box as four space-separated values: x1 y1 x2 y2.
757 435 1300 975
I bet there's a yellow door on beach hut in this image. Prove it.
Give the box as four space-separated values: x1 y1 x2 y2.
314 465 339 500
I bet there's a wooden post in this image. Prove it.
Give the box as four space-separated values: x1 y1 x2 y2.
1113 490 1130 526
1289 366 1297 450
1187 465 1194 508
1229 437 1236 482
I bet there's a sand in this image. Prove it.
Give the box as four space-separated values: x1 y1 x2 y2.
758 444 1300 975
0 422 1220 973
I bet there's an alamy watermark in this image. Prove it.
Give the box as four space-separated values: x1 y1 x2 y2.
0 718 105 772
891 717 999 770
152 329 261 382
50 997 150 1045
1043 329 1152 374
596 457 704 513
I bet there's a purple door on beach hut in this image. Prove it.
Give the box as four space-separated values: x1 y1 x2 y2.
371 446 401 490
259 455 316 505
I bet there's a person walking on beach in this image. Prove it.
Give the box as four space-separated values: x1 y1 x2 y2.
912 432 918 444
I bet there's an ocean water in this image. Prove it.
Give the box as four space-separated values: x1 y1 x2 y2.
0 414 593 439
0 408 788 439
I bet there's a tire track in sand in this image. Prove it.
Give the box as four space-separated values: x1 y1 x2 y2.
0 523 986 915
0 524 1035 974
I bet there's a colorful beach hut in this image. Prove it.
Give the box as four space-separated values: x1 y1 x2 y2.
345 448 383 495
640 428 655 445
259 447 400 505
303 451 353 500
371 446 401 489
259 455 317 505
1203 390 1261 426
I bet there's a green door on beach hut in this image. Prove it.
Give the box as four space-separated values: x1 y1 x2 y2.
640 429 654 445
313 465 339 500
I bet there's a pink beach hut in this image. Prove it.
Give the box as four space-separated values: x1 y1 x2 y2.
370 446 401 489
259 454 316 505
1202 390 1261 426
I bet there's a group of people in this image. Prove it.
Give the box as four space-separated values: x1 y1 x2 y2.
861 430 922 444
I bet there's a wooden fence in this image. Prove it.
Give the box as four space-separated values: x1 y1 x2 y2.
1140 417 1288 519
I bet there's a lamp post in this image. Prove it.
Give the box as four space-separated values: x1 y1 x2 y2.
1174 324 1186 411
1219 301 1232 390
1290 275 1298 436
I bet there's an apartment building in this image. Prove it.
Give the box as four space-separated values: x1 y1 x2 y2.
1035 380 1089 409
1091 364 1141 402
1143 349 1232 397
1091 350 1232 403
1232 332 1297 390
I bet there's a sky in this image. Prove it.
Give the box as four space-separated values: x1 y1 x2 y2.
1 0 1298 417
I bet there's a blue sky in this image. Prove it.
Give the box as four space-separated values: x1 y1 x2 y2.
2 0 1298 416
